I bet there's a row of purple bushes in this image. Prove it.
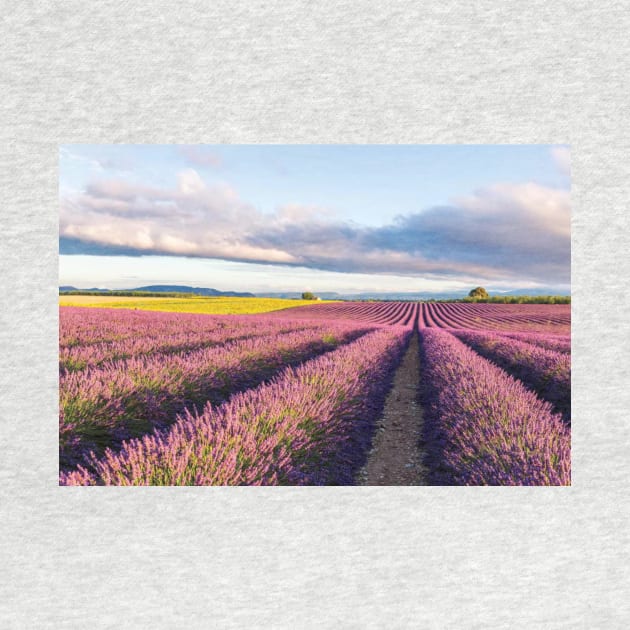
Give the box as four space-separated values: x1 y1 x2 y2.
60 324 371 471
60 320 321 372
61 327 411 485
61 307 228 347
450 329 571 423
418 328 570 486
492 331 571 355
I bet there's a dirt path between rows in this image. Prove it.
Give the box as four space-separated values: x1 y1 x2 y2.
357 332 428 485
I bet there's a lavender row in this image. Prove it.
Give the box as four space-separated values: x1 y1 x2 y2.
60 320 319 372
493 331 571 354
60 307 226 348
60 324 371 471
451 329 571 422
265 301 419 327
435 302 571 334
61 327 411 486
60 307 318 350
419 329 570 486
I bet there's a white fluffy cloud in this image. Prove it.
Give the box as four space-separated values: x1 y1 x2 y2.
60 169 570 284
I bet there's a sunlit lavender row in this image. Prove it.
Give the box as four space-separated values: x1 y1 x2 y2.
419 302 570 334
61 307 230 347
451 329 571 422
266 301 419 326
60 320 372 471
61 327 410 486
491 331 571 354
419 328 570 486
60 318 322 373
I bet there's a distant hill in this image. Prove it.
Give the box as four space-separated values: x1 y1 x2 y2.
59 285 255 298
60 285 113 293
132 285 255 297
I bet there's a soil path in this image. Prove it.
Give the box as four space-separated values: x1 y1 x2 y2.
357 332 428 485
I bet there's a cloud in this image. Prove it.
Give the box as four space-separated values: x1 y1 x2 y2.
551 146 570 177
361 183 570 279
60 173 570 285
177 169 207 195
179 146 222 169
61 170 301 266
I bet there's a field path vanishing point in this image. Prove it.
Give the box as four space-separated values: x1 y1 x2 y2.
358 331 428 486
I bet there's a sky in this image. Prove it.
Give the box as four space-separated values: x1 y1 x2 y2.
59 144 571 294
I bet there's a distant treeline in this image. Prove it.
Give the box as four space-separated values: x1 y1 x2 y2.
346 296 570 304
431 296 571 304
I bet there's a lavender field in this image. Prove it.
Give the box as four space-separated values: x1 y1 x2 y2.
60 302 570 486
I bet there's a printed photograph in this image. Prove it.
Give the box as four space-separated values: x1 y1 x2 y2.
59 144 571 486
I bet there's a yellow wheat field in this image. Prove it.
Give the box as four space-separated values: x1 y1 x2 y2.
59 295 333 315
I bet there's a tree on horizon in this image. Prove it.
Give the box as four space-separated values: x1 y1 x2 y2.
468 287 489 299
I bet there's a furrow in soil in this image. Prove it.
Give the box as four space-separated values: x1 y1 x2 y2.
358 332 428 485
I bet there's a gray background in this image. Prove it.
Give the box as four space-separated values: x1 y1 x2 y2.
1 1 628 627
